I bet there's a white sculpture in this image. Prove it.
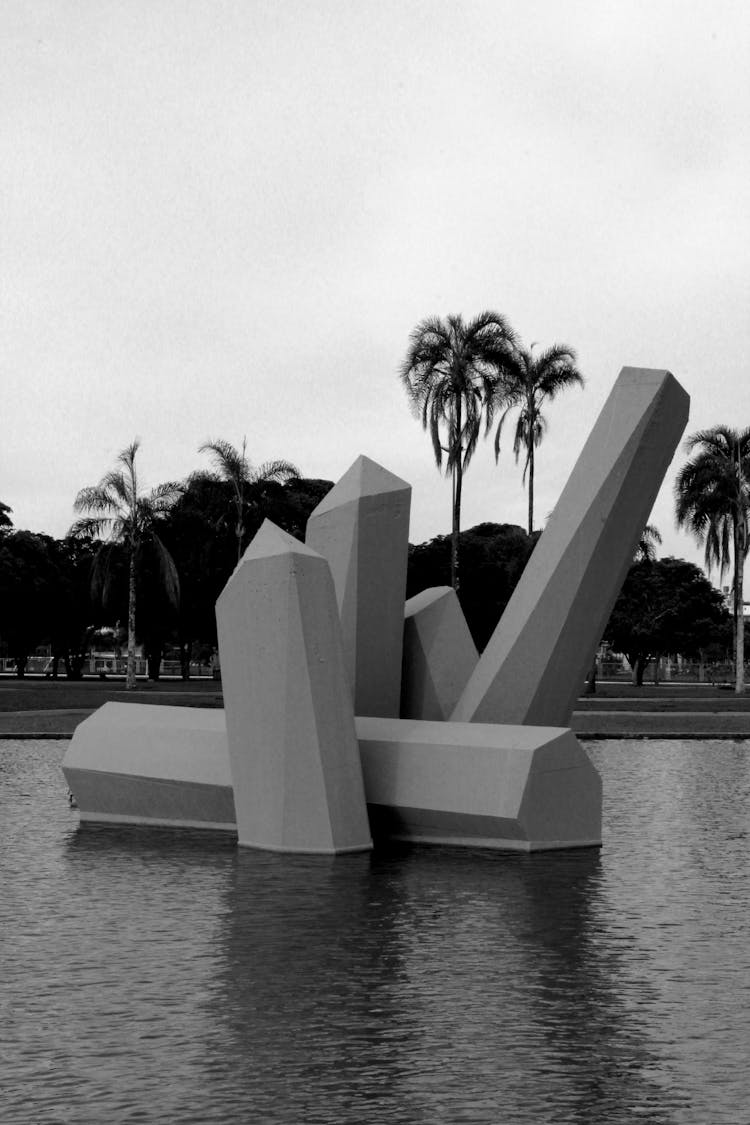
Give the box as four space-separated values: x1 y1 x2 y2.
62 367 691 854
306 455 410 717
401 587 477 720
452 368 690 726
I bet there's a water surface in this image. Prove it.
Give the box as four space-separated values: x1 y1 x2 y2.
1 739 749 1123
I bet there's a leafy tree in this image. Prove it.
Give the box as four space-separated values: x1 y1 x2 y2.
196 438 299 563
47 536 104 678
604 557 730 686
400 312 515 589
159 475 332 676
407 522 537 650
0 501 12 532
492 342 584 534
70 440 182 689
585 522 663 693
0 531 57 676
675 425 750 694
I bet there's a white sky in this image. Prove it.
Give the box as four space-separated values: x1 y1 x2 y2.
2 0 749 584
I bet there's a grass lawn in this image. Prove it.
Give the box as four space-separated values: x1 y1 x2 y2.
2 675 749 739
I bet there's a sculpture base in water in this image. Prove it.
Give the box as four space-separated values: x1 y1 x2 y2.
63 703 602 852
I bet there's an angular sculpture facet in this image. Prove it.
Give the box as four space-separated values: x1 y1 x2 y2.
401 587 478 720
451 367 690 726
305 455 411 717
358 717 602 850
215 520 372 854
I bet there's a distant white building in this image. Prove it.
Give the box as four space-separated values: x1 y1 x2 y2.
721 586 750 623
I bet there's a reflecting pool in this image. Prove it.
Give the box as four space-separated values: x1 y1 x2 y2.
2 739 749 1124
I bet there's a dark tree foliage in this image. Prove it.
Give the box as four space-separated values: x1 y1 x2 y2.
0 531 57 675
159 476 334 675
0 501 13 532
604 556 731 685
407 522 537 650
47 536 106 678
0 532 105 678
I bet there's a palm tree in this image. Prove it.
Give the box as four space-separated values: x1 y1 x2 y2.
196 438 300 563
493 342 584 535
70 440 182 690
675 425 750 694
635 523 662 563
400 312 515 589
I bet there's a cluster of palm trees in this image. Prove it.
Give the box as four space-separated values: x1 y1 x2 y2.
71 439 298 689
400 311 584 588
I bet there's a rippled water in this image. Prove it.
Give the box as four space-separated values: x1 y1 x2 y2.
2 739 750 1124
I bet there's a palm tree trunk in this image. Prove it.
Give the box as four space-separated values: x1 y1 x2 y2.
450 398 462 591
528 442 535 535
126 544 137 690
452 460 463 592
735 518 745 694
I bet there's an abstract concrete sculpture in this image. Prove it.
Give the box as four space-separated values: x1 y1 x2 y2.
63 364 690 855
306 455 410 717
452 368 690 727
216 521 372 854
401 587 477 720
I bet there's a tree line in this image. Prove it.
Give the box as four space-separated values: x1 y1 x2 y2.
0 444 331 682
1 314 747 689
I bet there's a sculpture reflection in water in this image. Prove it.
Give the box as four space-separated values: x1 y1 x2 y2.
211 846 685 1123
63 366 689 854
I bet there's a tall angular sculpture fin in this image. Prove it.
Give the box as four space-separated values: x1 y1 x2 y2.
452 367 690 726
401 587 478 720
306 455 411 718
216 520 371 854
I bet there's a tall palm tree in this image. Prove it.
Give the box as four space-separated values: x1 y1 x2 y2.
492 342 584 535
197 438 300 563
675 425 750 694
70 440 182 690
400 311 515 589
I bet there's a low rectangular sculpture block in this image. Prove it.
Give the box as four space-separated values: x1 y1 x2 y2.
357 717 601 850
63 705 602 852
62 702 235 831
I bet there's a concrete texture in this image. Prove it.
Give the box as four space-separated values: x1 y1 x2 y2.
63 704 602 850
401 587 478 720
306 455 411 717
452 368 690 727
216 521 372 854
62 702 235 830
357 717 602 850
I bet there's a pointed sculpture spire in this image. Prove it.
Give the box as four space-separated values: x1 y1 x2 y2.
306 456 411 717
452 367 690 726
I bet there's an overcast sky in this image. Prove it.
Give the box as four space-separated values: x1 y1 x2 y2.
2 0 749 582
